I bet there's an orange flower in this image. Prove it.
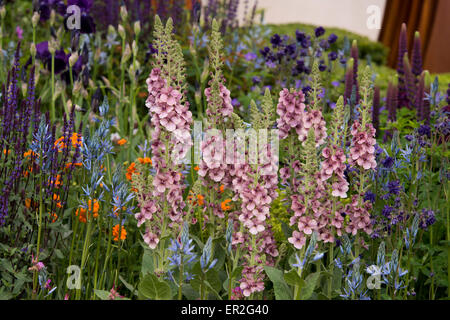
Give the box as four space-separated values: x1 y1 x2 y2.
138 91 148 98
196 194 205 206
48 175 62 188
25 198 32 209
48 212 58 223
2 149 11 155
75 199 100 223
23 150 37 158
112 224 127 241
221 199 232 211
55 133 82 151
219 185 224 193
126 162 138 181
53 194 63 208
65 162 82 170
194 166 199 171
117 139 127 146
138 157 152 165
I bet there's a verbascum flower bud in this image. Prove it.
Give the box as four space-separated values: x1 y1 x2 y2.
195 90 201 106
108 25 116 36
121 43 131 65
118 24 125 39
30 43 36 57
48 39 57 55
73 81 82 95
69 52 79 68
132 40 138 56
32 11 40 27
200 60 209 85
50 9 56 26
134 21 141 36
120 6 128 22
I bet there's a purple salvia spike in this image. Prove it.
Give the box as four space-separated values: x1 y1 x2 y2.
403 53 416 110
411 31 423 80
397 23 409 108
415 72 425 121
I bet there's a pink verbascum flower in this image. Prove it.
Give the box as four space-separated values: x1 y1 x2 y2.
349 121 377 170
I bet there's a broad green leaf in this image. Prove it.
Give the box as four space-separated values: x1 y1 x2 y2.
300 272 321 300
264 266 292 300
138 273 172 300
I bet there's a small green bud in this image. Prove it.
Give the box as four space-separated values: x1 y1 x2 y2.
134 21 141 36
121 43 131 65
32 11 40 27
49 9 56 26
132 40 138 56
120 6 128 22
0 6 5 19
48 39 57 55
30 43 36 57
118 24 126 39
69 52 79 68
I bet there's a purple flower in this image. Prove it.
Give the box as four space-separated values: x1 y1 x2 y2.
270 34 282 47
16 27 23 40
295 30 306 43
328 51 338 61
382 156 394 169
387 180 401 196
244 52 257 61
418 124 431 137
364 191 376 203
67 0 93 12
315 26 325 38
328 33 338 44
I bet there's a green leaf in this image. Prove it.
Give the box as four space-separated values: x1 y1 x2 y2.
138 273 172 300
119 275 138 296
300 272 321 300
284 269 303 287
141 249 155 276
231 266 244 279
182 284 200 300
94 289 111 300
264 266 292 300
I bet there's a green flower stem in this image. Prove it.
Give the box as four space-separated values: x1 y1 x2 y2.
51 53 55 123
32 153 44 299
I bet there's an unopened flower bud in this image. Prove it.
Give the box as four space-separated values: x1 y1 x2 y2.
195 90 201 106
32 11 40 27
121 43 131 65
73 81 82 95
69 52 79 68
120 6 128 22
118 24 125 39
134 21 141 36
49 9 56 26
48 39 57 55
132 40 138 56
200 60 210 85
30 43 36 57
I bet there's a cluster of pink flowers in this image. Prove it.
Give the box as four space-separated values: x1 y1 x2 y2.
239 265 265 297
229 146 278 236
288 175 334 248
135 68 192 249
276 88 327 146
204 82 233 119
349 121 377 170
343 195 373 235
320 145 349 198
